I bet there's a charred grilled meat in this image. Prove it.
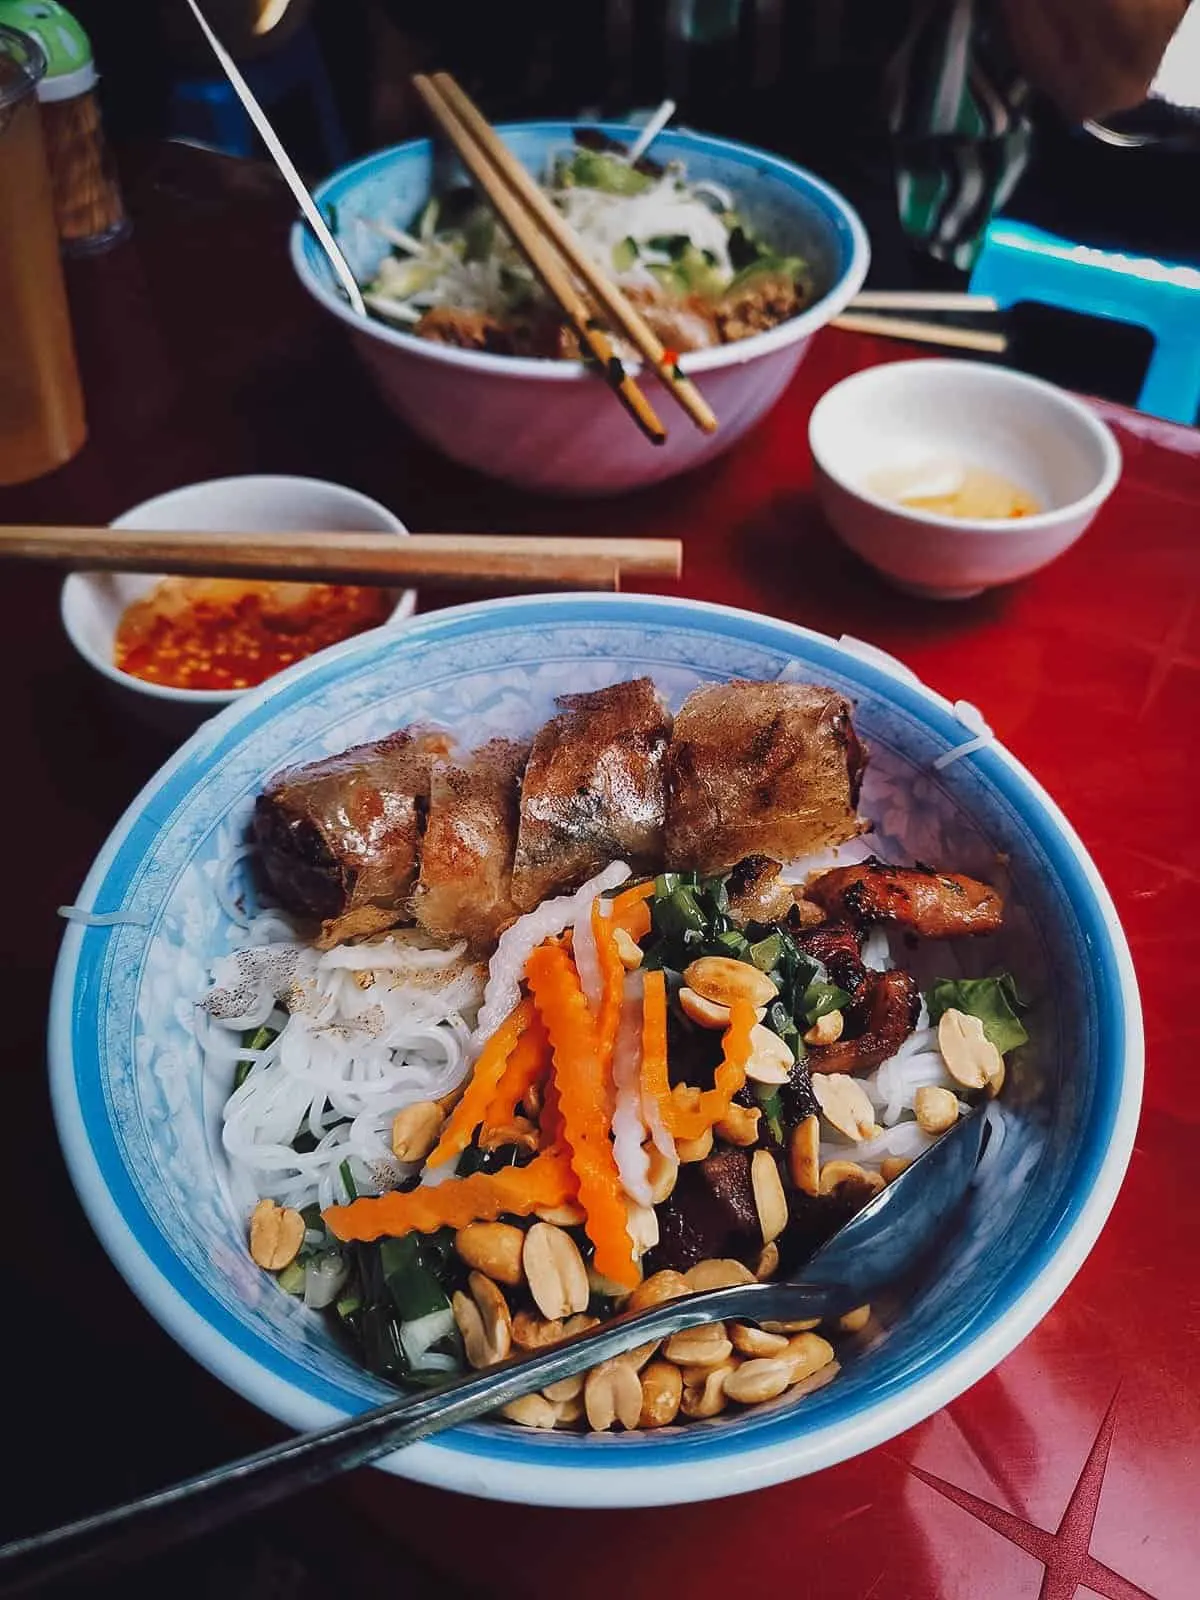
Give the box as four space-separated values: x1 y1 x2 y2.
808 859 1003 938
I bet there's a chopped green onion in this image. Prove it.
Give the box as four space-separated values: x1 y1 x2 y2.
339 1159 358 1202
801 982 852 1026
749 933 784 972
276 1260 306 1297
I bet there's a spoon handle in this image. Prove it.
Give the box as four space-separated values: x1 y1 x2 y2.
0 1281 802 1595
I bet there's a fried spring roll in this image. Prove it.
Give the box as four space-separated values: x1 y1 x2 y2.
253 728 449 947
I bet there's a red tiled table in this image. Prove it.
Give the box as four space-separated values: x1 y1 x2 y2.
4 153 1197 1600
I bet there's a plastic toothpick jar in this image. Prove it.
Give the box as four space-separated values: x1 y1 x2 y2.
0 0 129 253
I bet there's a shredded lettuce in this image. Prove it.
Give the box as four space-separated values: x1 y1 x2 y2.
926 975 1028 1055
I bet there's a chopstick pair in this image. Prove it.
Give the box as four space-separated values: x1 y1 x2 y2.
411 73 718 446
834 291 1008 354
0 526 682 592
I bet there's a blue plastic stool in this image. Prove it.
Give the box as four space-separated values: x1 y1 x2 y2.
969 218 1200 425
168 21 348 172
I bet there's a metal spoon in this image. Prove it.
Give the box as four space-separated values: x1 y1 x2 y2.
0 1108 986 1595
182 0 366 316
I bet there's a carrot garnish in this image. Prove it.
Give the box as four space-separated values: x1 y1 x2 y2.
610 879 654 942
666 997 758 1140
480 1010 550 1131
426 998 534 1168
640 968 674 1135
323 1149 578 1243
526 942 638 1289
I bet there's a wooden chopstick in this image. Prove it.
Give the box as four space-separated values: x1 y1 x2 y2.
0 527 683 591
850 291 1000 313
429 73 718 436
411 75 668 446
831 312 1008 354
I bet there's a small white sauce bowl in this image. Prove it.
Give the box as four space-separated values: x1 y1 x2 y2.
808 360 1122 599
61 475 415 729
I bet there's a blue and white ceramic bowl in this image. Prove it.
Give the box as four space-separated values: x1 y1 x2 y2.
291 124 869 495
50 595 1141 1507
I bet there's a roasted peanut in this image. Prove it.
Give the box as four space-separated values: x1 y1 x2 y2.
477 1116 540 1153
501 1394 558 1429
684 1257 756 1291
627 1269 691 1313
760 1318 822 1334
715 1101 761 1146
790 1357 842 1398
812 1072 877 1142
453 1273 513 1369
511 1309 563 1349
819 1160 885 1202
523 1223 590 1320
880 1156 912 1183
731 1323 790 1357
679 985 734 1029
620 1340 662 1372
914 1084 959 1135
249 1198 305 1271
455 1221 525 1287
613 927 644 970
625 1198 659 1259
937 1007 1002 1090
390 1100 444 1163
837 1304 872 1334
783 1331 836 1383
645 1144 679 1203
987 1056 1006 1096
684 956 777 1010
584 1360 643 1431
543 1373 584 1403
804 1009 844 1046
676 1126 714 1163
754 1241 780 1281
724 1358 793 1405
679 1362 735 1419
533 1201 587 1226
751 1149 788 1243
788 1115 821 1196
639 1360 683 1428
664 1325 733 1369
553 1394 585 1428
744 1023 793 1086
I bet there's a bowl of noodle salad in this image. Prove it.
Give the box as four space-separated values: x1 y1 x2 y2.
49 593 1140 1508
290 123 869 494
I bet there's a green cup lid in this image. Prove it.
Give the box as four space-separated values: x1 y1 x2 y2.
0 1 95 100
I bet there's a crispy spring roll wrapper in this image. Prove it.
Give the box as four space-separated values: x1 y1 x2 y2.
413 738 529 950
665 679 866 874
511 678 672 910
253 728 450 947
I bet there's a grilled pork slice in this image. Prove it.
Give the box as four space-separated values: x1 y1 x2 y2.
665 680 866 875
510 678 671 910
807 859 1004 938
413 739 528 950
253 728 449 948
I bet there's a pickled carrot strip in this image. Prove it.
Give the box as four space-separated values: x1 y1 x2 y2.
610 880 654 942
526 942 638 1289
481 1010 550 1130
640 969 674 1135
427 998 534 1168
666 997 758 1140
323 1149 577 1243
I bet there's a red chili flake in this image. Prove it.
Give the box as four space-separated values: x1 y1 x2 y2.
661 348 680 368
